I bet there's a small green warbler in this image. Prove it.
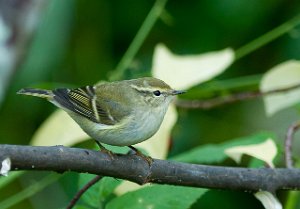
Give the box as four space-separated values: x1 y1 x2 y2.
18 77 185 157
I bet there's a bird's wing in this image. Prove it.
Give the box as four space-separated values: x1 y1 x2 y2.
52 86 121 125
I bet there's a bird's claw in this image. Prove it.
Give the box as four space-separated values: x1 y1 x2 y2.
128 145 153 166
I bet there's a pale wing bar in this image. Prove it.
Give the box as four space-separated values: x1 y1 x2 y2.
53 86 114 124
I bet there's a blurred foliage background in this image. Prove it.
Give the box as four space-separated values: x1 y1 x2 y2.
0 0 300 208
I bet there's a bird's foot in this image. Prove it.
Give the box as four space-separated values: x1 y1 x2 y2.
128 145 153 166
95 141 115 159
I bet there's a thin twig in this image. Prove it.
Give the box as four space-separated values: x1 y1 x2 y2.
66 175 103 209
176 83 300 109
285 121 300 169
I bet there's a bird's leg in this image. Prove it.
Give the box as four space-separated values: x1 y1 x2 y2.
95 140 115 159
128 145 153 166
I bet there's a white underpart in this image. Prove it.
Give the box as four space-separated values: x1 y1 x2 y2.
65 102 170 146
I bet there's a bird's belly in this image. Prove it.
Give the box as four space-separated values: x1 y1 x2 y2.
69 110 165 146
95 112 162 146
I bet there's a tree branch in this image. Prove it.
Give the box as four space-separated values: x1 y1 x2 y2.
1 144 300 193
176 83 300 109
285 121 300 169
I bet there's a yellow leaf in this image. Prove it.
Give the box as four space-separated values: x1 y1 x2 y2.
30 110 89 146
260 60 300 116
255 191 282 209
224 139 277 168
152 44 234 90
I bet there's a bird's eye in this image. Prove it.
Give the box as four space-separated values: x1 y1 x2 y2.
153 90 161 96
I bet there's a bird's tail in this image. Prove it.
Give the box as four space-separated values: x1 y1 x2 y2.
17 88 54 100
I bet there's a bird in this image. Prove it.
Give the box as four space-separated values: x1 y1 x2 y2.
18 77 185 161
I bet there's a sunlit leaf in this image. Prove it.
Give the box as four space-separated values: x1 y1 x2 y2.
260 60 300 116
0 158 11 176
224 139 277 168
30 110 89 146
107 185 207 209
254 191 282 209
152 43 234 90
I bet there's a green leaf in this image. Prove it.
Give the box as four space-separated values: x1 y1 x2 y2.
172 132 274 164
0 174 60 209
171 144 226 164
0 171 25 189
78 174 121 208
98 177 121 201
78 174 101 208
73 205 92 209
106 185 207 209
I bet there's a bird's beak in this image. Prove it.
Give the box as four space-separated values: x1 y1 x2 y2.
171 90 186 95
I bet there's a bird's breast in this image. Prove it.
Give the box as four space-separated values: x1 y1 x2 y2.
68 107 167 146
